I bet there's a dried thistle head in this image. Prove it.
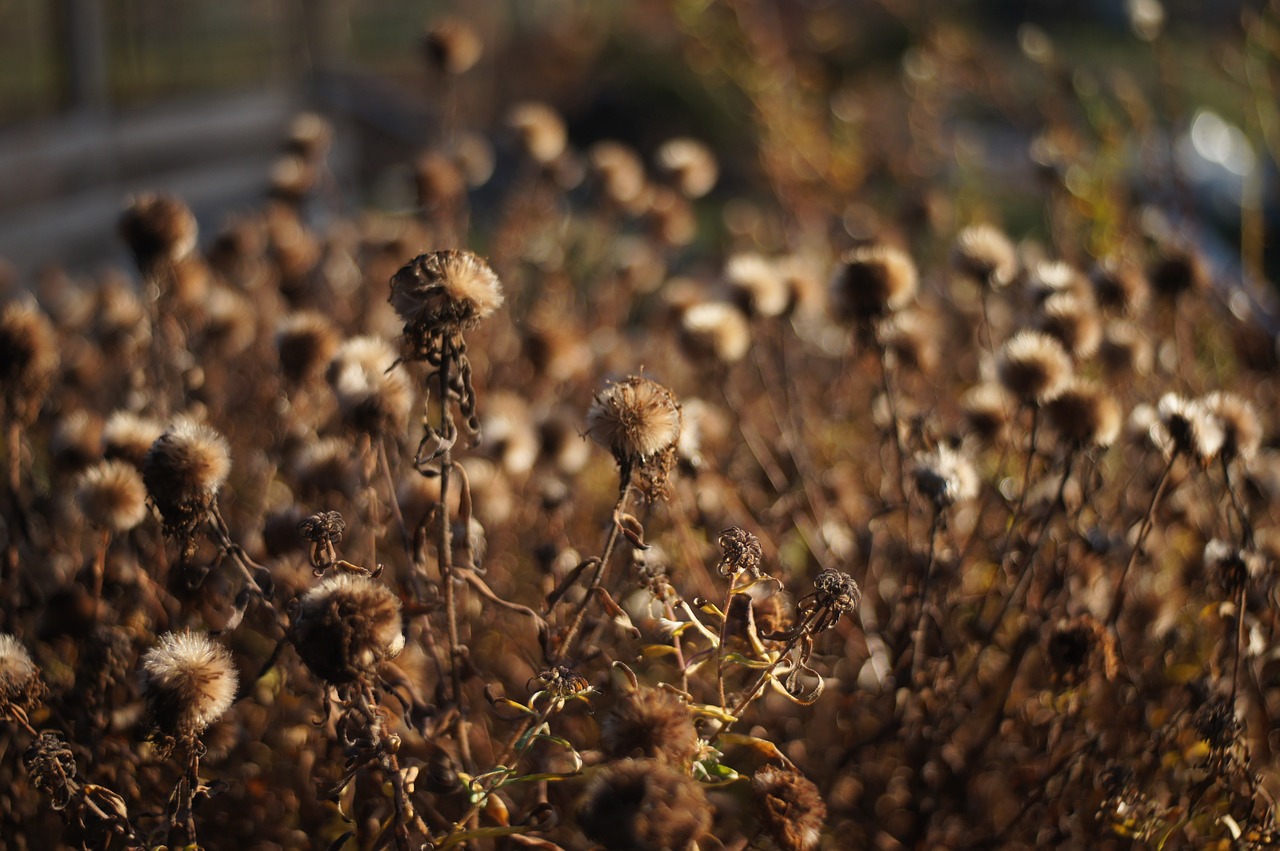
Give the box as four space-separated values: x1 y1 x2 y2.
1152 392 1223 465
588 141 648 211
414 150 467 210
1098 320 1154 377
75 460 148 534
587 376 682 495
1203 539 1265 598
724 252 789 319
1148 245 1208 301
389 250 503 351
752 765 827 851
1043 378 1123 450
0 300 59 425
102 410 165 469
951 223 1017 290
507 101 567 165
119 193 198 272
577 758 712 851
879 310 938 374
23 731 77 810
276 311 339 386
961 383 1013 444
292 574 405 685
600 687 699 766
423 16 483 75
656 137 718 199
284 112 333 163
678 302 751 365
1090 258 1149 315
1037 292 1101 360
142 416 230 543
830 244 918 325
0 633 42 720
996 329 1072 407
326 336 412 439
1024 260 1088 306
911 444 979 511
140 630 238 747
718 526 764 578
1201 391 1262 465
807 568 861 631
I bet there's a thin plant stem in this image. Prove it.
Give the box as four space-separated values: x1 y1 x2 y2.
1107 451 1177 626
555 475 632 663
999 406 1041 563
910 509 944 686
1232 581 1247 706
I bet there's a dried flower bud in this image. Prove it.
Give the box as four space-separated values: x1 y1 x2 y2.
679 302 751 365
140 630 238 745
587 376 682 494
578 758 712 851
292 574 405 684
1152 392 1223 464
656 137 718 199
0 300 59 424
75 460 148 534
997 329 1072 407
601 687 699 766
119 193 198 272
507 102 567 165
830 244 918 324
423 17 483 75
277 311 340 386
951 224 1017 290
297 510 346 545
718 526 763 578
813 569 861 620
912 444 979 510
24 731 77 810
326 336 412 438
142 417 230 542
752 765 827 851
1201 391 1261 465
389 250 503 349
1043 378 1122 449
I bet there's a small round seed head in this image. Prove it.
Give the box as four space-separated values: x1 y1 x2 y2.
961 383 1013 444
1201 391 1261 465
1043 378 1122 449
142 417 231 538
423 16 483 75
997 330 1072 406
1203 538 1265 597
76 460 148 534
119 193 198 272
507 102 567 165
102 411 165 469
1152 392 1223 464
601 688 699 766
292 574 405 685
326 336 412 438
813 569 861 617
646 186 697 247
678 302 751 365
1090 258 1149 315
1037 292 1101 360
588 141 648 210
587 376 682 473
577 758 712 851
879 310 938 374
50 409 103 474
389 250 503 346
0 634 42 718
718 526 764 578
140 630 238 744
724 252 789 318
0 300 59 424
1098 320 1154 377
1024 260 1088 306
284 112 333 163
830 244 918 324
912 444 979 510
752 765 827 851
951 224 1017 289
1148 245 1208 300
414 150 467 210
277 311 340 386
23 731 77 810
656 137 718 199
203 285 256 357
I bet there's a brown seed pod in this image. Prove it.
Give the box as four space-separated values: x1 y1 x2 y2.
577 758 712 851
142 417 231 542
292 574 405 685
752 765 827 851
830 244 918 324
389 250 503 349
600 687 699 766
119 193 198 273
996 329 1072 407
0 300 59 425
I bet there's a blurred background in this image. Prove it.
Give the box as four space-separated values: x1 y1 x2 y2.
0 0 1275 293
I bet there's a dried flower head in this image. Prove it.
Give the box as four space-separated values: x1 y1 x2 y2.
414 150 467 210
830 244 918 324
140 630 238 745
1201 391 1262 465
656 137 718 198
1047 614 1118 685
119 193 198 272
752 765 827 851
423 16 483 75
1192 695 1241 753
578 758 712 851
588 141 648 210
725 252 789 318
0 633 42 719
601 687 699 766
679 302 751 365
718 526 764 578
142 417 230 543
1037 292 1101 360
1152 393 1223 464
507 102 567 165
879 310 937 374
0 300 59 424
806 568 861 631
1043 378 1122 449
1203 539 1265 598
1024 260 1088 306
102 411 165 469
912 444 979 510
75 460 148 534
292 573 405 685
1090 258 1149 315
389 250 503 349
326 336 413 438
961 383 1013 444
1098 320 1154 377
1148 245 1208 300
277 311 339 386
284 112 332 162
23 731 77 811
996 329 1072 406
951 224 1017 289
587 376 682 492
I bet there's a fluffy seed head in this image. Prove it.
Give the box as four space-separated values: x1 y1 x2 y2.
879 310 938 374
0 301 59 424
507 102 567 165
102 411 165 469
961 383 1013 444
912 444 979 510
587 376 682 472
327 336 413 438
601 688 699 766
577 758 712 851
277 311 340 386
0 634 41 717
422 16 483 75
292 574 405 685
76 460 149 533
140 630 238 744
1202 391 1261 464
1024 260 1088 306
1204 539 1265 597
1148 246 1208 300
142 417 231 538
997 330 1072 406
1043 378 1122 449
830 244 918 324
1037 292 1101 360
724 252 789 318
1090 258 1149 315
1152 393 1223 464
588 141 648 210
752 765 827 851
951 224 1017 289
389 250 503 346
656 137 718 198
1098 320 1154 377
119 193 198 271
679 302 751 365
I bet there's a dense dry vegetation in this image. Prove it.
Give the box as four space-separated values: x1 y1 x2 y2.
4 2 1280 849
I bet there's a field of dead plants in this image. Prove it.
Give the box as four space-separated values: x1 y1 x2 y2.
3 2 1280 849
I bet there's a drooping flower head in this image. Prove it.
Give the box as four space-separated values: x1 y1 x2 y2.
292 573 405 685
389 250 503 354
